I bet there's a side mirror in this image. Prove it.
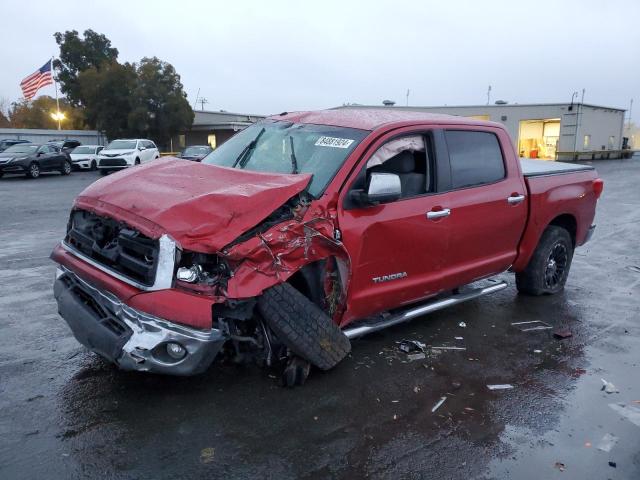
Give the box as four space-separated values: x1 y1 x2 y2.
139 146 146 151
350 172 402 206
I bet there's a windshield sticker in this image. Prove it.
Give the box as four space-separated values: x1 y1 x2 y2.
314 136 355 149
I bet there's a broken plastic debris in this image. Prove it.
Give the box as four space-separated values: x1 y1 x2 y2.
512 320 553 332
608 403 640 427
553 328 573 339
601 379 619 394
431 396 447 413
608 461 617 468
398 340 427 353
454 336 464 340
407 352 426 361
596 433 619 452
554 462 566 472
533 349 542 354
487 384 514 390
200 447 216 464
458 322 467 328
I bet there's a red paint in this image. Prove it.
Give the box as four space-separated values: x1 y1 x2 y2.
53 109 601 330
75 157 312 253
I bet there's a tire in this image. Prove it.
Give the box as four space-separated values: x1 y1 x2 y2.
26 162 40 179
99 169 110 176
60 160 72 175
258 283 351 370
0 173 4 178
516 225 574 295
90 160 97 171
134 158 140 165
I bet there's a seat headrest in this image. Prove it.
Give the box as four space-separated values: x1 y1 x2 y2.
381 150 415 174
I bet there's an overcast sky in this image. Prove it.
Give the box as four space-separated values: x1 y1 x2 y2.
2 0 638 118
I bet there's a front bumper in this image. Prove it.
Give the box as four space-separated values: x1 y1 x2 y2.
0 162 27 173
53 266 227 375
583 224 596 244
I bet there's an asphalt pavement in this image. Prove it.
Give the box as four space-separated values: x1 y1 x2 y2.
0 160 639 479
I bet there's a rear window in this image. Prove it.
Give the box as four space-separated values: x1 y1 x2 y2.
445 130 505 189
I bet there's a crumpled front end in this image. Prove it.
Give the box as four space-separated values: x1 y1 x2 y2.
54 266 226 375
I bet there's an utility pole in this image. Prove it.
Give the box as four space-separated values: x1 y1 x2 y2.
487 85 491 105
193 88 200 110
629 98 634 130
199 98 208 111
406 89 410 106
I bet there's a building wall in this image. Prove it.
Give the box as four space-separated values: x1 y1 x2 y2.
0 128 106 145
339 104 625 156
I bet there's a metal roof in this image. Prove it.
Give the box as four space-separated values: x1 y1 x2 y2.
334 103 626 112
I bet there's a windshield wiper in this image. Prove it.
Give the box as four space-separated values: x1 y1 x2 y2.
289 136 298 174
232 127 265 168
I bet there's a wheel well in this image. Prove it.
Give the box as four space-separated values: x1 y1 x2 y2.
287 261 326 307
549 214 577 245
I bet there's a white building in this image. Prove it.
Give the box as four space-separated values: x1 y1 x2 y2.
337 103 627 160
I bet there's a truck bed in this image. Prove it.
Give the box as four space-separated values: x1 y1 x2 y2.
520 158 594 177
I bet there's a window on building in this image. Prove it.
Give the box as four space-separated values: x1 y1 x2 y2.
608 136 616 149
583 135 591 149
208 133 217 149
445 130 505 189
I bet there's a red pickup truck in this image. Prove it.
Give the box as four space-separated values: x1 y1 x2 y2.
52 109 603 385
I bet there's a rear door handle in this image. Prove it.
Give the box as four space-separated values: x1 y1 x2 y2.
426 208 451 220
507 194 525 205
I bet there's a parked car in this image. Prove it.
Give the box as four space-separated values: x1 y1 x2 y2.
0 143 72 178
48 139 82 153
178 145 213 161
69 145 104 171
97 139 159 175
0 139 31 152
51 109 603 386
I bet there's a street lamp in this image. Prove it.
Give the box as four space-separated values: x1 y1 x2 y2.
50 111 65 130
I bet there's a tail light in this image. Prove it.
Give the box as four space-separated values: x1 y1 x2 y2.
592 178 604 199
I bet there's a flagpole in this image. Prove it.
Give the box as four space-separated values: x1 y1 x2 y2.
52 57 61 130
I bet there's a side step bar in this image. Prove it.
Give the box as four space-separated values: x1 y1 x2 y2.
342 281 508 340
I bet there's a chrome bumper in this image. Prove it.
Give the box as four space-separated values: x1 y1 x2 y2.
54 267 226 376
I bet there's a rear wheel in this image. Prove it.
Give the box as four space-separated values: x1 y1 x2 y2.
90 160 97 171
134 158 140 165
26 162 40 179
516 225 574 295
257 283 351 372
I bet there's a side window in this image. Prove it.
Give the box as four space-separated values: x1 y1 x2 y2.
445 130 505 189
365 134 433 199
145 141 156 149
97 146 104 153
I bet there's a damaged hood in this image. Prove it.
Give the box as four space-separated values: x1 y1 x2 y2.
75 157 312 253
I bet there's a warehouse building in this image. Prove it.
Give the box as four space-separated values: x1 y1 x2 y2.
336 103 627 160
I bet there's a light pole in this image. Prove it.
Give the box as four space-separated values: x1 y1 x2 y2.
50 111 65 130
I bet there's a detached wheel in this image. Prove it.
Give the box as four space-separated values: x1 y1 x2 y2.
60 160 72 175
26 162 40 179
516 225 574 295
258 283 351 371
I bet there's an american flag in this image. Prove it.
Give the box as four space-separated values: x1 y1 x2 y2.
20 60 54 100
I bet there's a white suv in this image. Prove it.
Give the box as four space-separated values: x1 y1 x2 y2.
97 139 159 175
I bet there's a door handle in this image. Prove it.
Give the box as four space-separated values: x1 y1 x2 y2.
507 194 525 205
426 208 451 220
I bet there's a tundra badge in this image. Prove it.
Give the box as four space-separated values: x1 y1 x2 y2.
372 272 407 283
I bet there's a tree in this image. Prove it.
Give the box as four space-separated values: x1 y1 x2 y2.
77 62 137 139
53 29 118 106
9 96 86 130
127 57 194 145
0 98 9 127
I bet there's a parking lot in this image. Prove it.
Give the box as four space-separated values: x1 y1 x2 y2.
0 159 639 479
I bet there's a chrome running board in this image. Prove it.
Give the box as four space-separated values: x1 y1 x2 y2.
343 281 508 340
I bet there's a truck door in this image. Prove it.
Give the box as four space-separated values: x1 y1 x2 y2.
437 128 528 288
338 129 451 323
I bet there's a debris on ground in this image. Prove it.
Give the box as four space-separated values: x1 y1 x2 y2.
451 380 462 390
609 403 640 427
431 396 447 413
407 352 426 361
413 386 421 393
454 336 464 340
487 384 514 391
458 322 467 328
431 346 466 351
596 433 619 452
584 441 592 448
608 461 617 468
601 379 619 394
553 328 573 339
398 340 427 353
554 461 566 472
511 320 552 332
626 265 640 273
199 447 216 464
533 349 542 354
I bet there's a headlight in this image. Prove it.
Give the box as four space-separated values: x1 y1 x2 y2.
175 252 228 287
176 265 203 283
